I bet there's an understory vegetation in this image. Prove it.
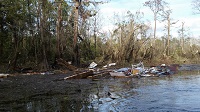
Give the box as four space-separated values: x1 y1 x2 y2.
0 0 200 72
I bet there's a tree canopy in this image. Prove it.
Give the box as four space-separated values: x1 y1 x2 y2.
0 0 199 73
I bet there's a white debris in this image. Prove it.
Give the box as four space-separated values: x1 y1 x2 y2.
108 63 116 67
88 62 98 69
68 61 72 64
103 63 116 68
161 64 166 66
103 65 108 68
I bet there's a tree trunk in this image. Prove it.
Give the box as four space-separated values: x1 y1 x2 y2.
39 0 48 70
35 3 40 64
94 16 97 58
166 17 170 56
73 0 79 66
0 32 3 58
153 14 157 46
10 27 19 71
56 2 62 59
181 22 185 52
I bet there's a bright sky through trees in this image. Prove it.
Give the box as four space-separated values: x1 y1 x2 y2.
99 0 200 38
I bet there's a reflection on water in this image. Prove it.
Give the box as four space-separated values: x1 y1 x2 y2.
1 71 200 111
98 72 200 112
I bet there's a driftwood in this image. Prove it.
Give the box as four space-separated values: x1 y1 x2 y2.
88 71 110 79
0 74 9 78
109 72 139 78
56 58 77 71
64 70 93 80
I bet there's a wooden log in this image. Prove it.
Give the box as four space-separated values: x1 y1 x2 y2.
64 70 93 79
109 72 139 78
57 58 77 71
0 74 9 78
88 72 110 79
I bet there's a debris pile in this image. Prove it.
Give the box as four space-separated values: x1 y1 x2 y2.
110 62 178 78
0 58 180 80
63 61 179 80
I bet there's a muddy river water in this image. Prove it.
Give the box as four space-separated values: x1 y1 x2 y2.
0 65 200 112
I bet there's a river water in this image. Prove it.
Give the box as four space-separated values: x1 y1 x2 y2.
0 70 200 112
98 72 200 112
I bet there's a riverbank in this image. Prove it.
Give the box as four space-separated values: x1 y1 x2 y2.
0 65 200 111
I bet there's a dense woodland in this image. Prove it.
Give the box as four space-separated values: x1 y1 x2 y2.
0 0 200 72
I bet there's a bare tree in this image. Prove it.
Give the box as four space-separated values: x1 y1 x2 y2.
73 0 79 66
160 8 178 56
144 0 167 44
177 21 190 54
73 0 106 65
39 0 49 70
55 1 63 59
105 11 151 63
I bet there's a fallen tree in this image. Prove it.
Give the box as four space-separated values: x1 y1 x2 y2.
56 58 77 71
64 70 93 79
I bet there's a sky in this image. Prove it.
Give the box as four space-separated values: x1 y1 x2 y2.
98 0 200 38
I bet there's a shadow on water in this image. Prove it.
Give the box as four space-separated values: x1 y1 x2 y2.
0 69 200 111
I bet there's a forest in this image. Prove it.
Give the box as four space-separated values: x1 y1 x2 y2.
0 0 200 73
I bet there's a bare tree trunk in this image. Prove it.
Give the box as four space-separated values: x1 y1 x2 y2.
0 39 2 57
153 15 157 44
73 0 79 66
0 26 3 58
94 16 97 58
166 17 170 56
39 0 48 70
11 28 19 70
56 1 62 59
181 22 185 53
152 12 158 49
35 2 40 64
34 34 38 64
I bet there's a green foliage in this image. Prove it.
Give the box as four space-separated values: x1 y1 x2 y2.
0 0 199 72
